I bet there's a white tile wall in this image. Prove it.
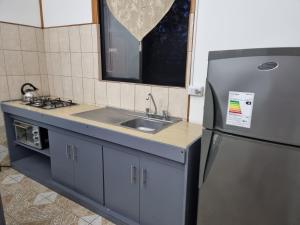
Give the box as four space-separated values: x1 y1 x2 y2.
19 26 38 51
120 83 135 111
0 22 190 121
0 22 49 109
44 24 189 119
0 23 21 50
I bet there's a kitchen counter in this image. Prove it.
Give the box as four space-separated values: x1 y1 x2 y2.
1 100 201 225
2 101 202 150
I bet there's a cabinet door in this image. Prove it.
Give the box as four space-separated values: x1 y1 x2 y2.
49 131 74 188
103 146 140 223
73 139 103 204
140 158 185 225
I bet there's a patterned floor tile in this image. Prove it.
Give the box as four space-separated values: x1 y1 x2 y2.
33 192 58 206
55 195 94 218
4 213 19 225
50 210 81 225
78 218 90 225
1 168 116 225
18 177 49 194
90 216 103 225
80 214 100 223
1 174 24 185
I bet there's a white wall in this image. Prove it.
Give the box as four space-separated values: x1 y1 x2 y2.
42 0 92 27
0 0 41 27
189 0 300 124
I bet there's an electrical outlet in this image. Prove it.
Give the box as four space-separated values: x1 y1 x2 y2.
188 86 204 97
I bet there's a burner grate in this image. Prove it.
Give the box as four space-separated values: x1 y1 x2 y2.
25 97 77 109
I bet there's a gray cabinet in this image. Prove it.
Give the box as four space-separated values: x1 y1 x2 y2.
104 146 140 222
103 146 185 225
140 158 184 225
49 131 104 204
50 131 74 188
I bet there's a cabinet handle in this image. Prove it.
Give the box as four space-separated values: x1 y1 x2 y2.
141 168 147 187
72 145 77 162
130 165 137 184
65 144 70 159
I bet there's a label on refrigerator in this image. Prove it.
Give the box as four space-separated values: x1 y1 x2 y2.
226 91 255 128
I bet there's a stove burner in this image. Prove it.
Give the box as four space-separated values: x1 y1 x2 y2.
25 97 77 109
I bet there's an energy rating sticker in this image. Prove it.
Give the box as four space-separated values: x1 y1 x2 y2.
229 100 242 114
226 92 255 128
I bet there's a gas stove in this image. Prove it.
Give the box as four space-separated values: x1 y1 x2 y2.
23 97 77 110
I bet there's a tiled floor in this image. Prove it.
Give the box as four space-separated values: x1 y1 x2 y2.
0 167 116 225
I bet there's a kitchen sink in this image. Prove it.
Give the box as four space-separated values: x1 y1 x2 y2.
120 117 173 134
73 107 181 134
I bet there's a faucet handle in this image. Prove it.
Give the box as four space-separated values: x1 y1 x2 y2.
146 108 150 114
162 110 169 120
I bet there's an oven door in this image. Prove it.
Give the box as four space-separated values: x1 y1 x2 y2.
14 121 37 148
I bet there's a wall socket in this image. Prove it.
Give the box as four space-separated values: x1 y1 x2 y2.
188 86 204 97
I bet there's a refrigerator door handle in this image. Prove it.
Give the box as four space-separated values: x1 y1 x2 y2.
203 82 215 129
199 131 221 188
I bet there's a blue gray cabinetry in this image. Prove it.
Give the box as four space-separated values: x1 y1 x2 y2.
1 104 201 225
104 146 184 225
49 130 103 204
139 157 184 225
104 146 140 222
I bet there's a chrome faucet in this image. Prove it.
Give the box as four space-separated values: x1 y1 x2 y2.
146 93 157 115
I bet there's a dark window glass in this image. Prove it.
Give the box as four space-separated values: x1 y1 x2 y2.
99 0 190 87
101 0 140 82
142 0 190 87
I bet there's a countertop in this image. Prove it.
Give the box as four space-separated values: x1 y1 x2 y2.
2 101 202 149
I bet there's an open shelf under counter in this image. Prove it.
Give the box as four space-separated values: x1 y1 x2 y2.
14 141 51 157
12 153 52 187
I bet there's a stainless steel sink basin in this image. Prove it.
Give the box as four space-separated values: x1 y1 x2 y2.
120 117 173 134
73 107 181 134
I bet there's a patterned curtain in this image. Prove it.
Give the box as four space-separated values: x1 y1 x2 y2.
106 0 175 41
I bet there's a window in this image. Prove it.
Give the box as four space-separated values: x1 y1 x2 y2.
99 0 190 87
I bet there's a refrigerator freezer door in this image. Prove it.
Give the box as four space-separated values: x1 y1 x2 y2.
204 53 300 146
197 130 300 225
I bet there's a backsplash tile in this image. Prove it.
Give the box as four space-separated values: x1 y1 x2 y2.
0 50 5 75
150 86 169 115
58 27 70 52
22 51 40 75
4 50 24 75
61 52 72 76
19 26 38 51
95 80 107 106
69 26 81 52
82 53 94 78
25 75 42 94
49 28 60 52
72 77 84 103
134 84 151 112
1 23 21 50
0 76 9 101
83 78 95 104
168 88 188 119
0 22 190 121
80 25 93 53
53 76 64 97
36 28 45 52
63 76 73 99
44 24 190 119
107 82 121 108
121 83 135 111
71 52 83 77
7 76 25 100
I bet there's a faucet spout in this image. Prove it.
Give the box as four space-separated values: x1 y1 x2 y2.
146 93 157 115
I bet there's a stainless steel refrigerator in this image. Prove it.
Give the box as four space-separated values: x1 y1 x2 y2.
197 48 300 225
